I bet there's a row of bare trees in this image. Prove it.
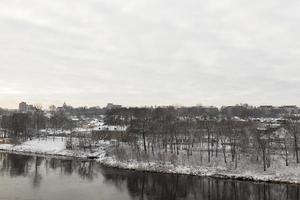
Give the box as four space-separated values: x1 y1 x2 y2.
105 107 300 171
0 110 75 140
0 110 46 140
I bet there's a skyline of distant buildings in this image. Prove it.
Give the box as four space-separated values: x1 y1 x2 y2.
17 101 123 113
11 101 300 116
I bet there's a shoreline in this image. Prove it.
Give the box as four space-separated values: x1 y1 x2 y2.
0 147 299 185
0 149 91 161
97 157 300 186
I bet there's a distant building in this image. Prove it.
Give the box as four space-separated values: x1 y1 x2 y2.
27 104 35 112
56 102 73 113
106 103 122 110
221 105 248 118
259 105 274 110
279 105 299 114
18 102 37 113
258 105 276 116
19 102 27 113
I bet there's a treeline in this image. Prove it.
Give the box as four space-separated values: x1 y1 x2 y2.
105 104 300 122
0 110 75 139
1 111 45 139
51 105 105 117
105 106 300 171
70 106 105 117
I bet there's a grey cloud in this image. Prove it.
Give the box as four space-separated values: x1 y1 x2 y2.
0 0 300 108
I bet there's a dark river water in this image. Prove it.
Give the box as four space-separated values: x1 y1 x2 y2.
0 153 299 200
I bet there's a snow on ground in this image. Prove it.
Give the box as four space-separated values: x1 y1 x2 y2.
0 137 107 158
97 155 300 184
1 137 300 184
15 138 66 153
96 141 300 184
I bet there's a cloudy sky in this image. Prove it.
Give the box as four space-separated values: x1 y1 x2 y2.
0 0 300 108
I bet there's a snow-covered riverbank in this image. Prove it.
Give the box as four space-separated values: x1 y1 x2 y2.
1 138 300 185
0 137 107 159
98 156 300 185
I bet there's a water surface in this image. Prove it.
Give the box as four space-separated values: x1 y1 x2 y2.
0 153 299 200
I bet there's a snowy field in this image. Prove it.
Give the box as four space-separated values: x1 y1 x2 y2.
0 137 107 159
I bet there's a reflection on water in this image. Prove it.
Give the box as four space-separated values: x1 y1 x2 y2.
0 153 299 200
0 153 97 185
101 168 300 200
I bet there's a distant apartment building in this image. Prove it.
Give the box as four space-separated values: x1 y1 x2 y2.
56 102 73 113
106 103 122 110
19 102 35 113
258 105 275 116
279 105 299 114
27 104 35 112
259 105 274 111
19 102 27 113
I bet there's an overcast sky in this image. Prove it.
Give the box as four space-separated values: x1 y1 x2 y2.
1 0 300 109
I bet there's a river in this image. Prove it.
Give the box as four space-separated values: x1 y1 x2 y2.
0 152 299 200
